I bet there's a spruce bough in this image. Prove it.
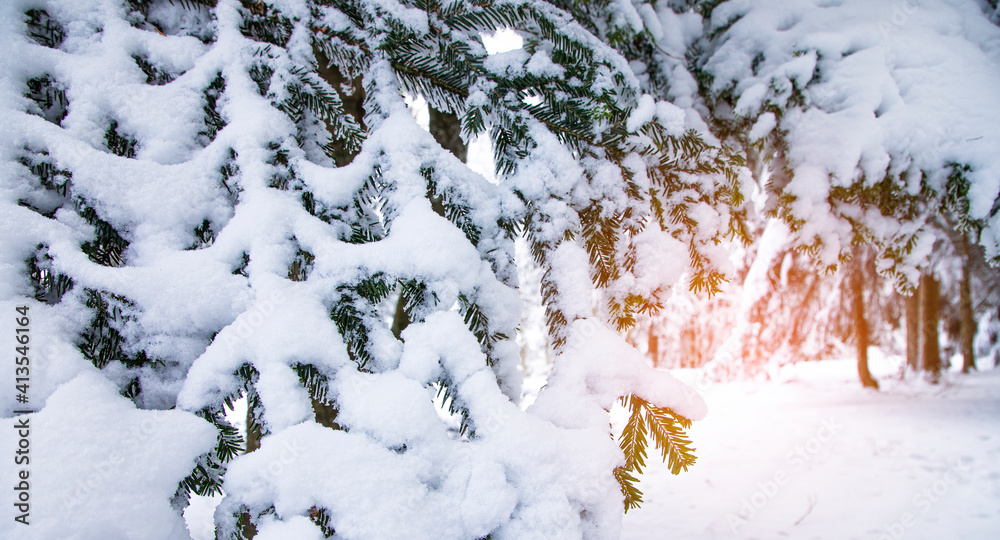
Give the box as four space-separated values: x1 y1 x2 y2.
4 0 747 537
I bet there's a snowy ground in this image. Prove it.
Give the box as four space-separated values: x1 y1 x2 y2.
186 352 1000 539
620 354 1000 540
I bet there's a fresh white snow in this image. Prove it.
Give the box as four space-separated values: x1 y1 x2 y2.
696 0 1000 273
2 1 998 538
621 356 1000 540
2 372 216 540
182 353 1000 540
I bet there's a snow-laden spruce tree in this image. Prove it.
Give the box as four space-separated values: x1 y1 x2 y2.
688 0 1000 383
690 0 1000 283
1 0 749 537
570 0 1000 383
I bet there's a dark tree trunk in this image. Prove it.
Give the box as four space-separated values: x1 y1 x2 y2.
391 107 467 339
312 399 340 428
240 405 262 538
996 306 1000 367
428 108 467 162
648 329 659 368
314 48 366 167
245 407 261 452
390 297 410 339
921 272 942 382
852 250 879 389
959 234 977 373
906 286 921 372
239 513 257 539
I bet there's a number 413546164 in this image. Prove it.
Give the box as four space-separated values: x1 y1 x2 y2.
14 305 29 399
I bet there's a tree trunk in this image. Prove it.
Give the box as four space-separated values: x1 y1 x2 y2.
852 250 879 389
240 404 262 538
921 272 942 382
648 329 659 368
314 48 366 167
996 306 1000 367
906 286 921 373
959 234 977 373
428 108 467 162
390 297 410 339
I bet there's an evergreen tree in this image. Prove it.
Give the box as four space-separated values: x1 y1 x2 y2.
581 0 1000 385
686 0 1000 283
2 0 747 537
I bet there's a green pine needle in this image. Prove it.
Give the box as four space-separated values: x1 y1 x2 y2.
617 394 698 512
